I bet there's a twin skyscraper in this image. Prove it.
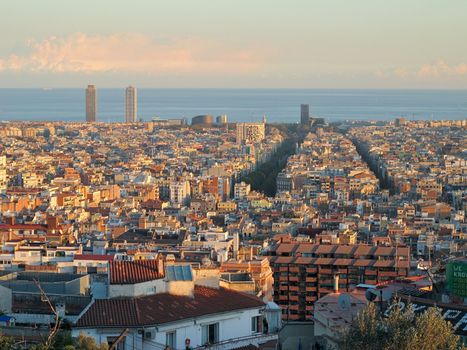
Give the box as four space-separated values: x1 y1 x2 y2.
85 85 137 123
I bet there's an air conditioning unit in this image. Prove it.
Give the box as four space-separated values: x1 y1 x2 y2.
145 331 155 339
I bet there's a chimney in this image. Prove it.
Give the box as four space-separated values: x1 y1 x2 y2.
333 274 339 293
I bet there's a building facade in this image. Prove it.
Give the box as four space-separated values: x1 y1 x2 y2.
268 242 410 321
300 104 309 125
236 123 265 145
125 86 137 123
86 85 97 122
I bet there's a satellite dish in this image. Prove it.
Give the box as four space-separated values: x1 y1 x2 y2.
338 294 351 310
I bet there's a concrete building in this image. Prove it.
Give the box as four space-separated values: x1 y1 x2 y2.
234 181 251 199
170 180 191 205
125 85 137 123
192 115 214 126
268 242 410 321
236 122 265 144
300 104 309 125
85 85 97 122
216 114 228 124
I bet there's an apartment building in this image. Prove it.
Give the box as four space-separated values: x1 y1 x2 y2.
268 242 410 321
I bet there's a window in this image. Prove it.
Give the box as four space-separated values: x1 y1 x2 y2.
251 316 262 333
202 323 219 345
166 331 176 349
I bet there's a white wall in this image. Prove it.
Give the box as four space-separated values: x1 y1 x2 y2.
73 307 264 350
108 279 166 298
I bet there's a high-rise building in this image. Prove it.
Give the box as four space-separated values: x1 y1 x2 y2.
86 85 97 122
216 114 228 124
125 86 137 123
300 104 309 125
236 122 265 144
268 242 410 321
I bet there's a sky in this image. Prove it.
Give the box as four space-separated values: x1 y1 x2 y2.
1 0 466 88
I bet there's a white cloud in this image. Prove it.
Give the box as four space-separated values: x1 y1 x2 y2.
0 33 265 75
376 60 467 80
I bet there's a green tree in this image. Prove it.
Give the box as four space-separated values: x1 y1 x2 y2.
73 333 108 350
339 302 466 350
0 333 14 350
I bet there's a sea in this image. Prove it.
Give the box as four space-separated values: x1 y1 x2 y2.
0 88 466 123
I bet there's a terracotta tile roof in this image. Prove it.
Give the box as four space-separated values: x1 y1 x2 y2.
353 259 374 267
75 286 265 328
333 258 353 266
109 259 164 285
275 243 298 255
373 260 395 268
74 254 114 262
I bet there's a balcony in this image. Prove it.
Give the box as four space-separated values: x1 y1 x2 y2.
319 268 333 274
306 286 317 292
289 304 300 311
289 285 299 292
379 270 398 277
319 287 334 294
196 333 279 350
289 276 299 282
365 270 377 275
289 295 299 302
305 277 317 282
306 267 318 273
279 266 288 272
289 267 299 273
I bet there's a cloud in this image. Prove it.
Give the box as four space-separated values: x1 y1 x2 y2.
376 60 467 80
0 33 265 75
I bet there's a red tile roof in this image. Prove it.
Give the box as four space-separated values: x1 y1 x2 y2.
75 286 265 328
109 259 164 285
74 254 114 262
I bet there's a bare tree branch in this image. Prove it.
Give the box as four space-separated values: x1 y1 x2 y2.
33 278 62 350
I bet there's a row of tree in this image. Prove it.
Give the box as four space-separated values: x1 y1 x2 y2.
0 332 107 350
339 302 466 350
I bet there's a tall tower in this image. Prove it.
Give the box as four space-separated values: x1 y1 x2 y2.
300 104 309 125
125 86 137 123
86 85 97 122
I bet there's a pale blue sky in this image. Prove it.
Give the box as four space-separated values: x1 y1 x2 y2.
1 0 466 88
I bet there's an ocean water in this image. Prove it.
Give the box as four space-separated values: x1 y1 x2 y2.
0 88 466 123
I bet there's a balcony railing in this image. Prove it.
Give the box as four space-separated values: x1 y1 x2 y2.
196 333 279 350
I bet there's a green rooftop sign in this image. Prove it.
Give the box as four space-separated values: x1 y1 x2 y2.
447 261 467 298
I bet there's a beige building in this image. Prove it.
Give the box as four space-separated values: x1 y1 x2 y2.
125 85 137 123
236 122 265 144
86 85 97 122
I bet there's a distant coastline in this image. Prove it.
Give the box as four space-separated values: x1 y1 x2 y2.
0 88 466 123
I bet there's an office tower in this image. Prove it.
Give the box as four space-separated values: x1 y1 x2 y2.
216 114 228 124
300 104 309 125
236 122 265 144
86 85 97 122
125 86 137 123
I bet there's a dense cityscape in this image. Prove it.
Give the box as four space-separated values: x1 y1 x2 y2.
0 84 465 349
2 1 467 349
